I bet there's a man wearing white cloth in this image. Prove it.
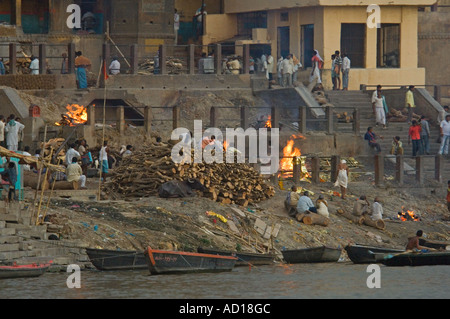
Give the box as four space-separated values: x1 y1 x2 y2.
334 160 349 199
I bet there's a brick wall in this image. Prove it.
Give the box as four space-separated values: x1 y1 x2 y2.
0 74 56 90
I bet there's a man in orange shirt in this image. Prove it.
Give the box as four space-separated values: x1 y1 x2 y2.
408 120 422 157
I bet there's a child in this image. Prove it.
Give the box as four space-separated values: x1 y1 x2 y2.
0 162 17 203
390 136 404 155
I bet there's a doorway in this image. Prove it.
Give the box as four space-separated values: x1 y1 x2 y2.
301 24 314 68
277 26 290 59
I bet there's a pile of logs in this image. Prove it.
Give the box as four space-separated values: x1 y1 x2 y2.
335 111 353 123
138 57 184 75
106 143 275 206
387 108 421 123
336 209 385 230
295 212 330 227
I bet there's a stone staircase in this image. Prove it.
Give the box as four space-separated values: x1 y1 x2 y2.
326 90 450 184
0 201 86 269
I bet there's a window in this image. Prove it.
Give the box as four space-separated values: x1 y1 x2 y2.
280 12 289 22
377 24 400 68
301 24 314 68
340 23 366 68
237 11 268 37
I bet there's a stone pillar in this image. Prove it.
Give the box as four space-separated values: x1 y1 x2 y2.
299 106 307 134
130 44 138 75
415 156 424 185
435 155 443 183
102 43 110 69
159 45 167 75
330 155 340 184
215 44 222 75
434 86 442 104
144 106 152 135
374 155 384 186
189 44 195 75
395 155 404 185
271 106 280 129
9 43 17 75
172 106 180 130
68 43 76 74
311 156 320 184
11 0 22 28
39 44 46 75
210 107 217 127
326 105 334 134
240 106 249 129
116 106 125 135
353 109 360 135
292 157 301 186
242 44 250 75
87 105 96 126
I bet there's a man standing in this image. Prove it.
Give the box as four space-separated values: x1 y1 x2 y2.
0 115 5 148
408 120 422 157
342 53 351 91
309 50 322 90
99 141 109 182
330 54 336 90
66 157 87 189
0 58 5 75
174 9 180 45
75 51 91 89
65 143 81 166
281 54 293 87
4 116 25 151
419 115 431 155
333 51 342 90
266 53 274 81
439 114 450 155
405 85 416 124
372 89 386 129
29 56 39 75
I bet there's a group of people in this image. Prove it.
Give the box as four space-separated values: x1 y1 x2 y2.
285 187 330 219
0 114 25 151
352 195 384 221
276 53 302 87
331 50 351 91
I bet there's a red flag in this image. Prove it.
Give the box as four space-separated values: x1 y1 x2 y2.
103 60 109 80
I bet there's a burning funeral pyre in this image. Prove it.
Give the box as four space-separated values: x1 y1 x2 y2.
56 104 88 126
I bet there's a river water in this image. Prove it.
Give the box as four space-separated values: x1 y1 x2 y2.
1 263 449 300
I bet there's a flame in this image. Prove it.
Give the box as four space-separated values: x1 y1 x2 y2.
55 104 89 126
398 206 420 221
279 134 309 180
265 115 272 128
223 140 229 151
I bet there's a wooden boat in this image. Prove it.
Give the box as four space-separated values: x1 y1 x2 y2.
419 239 450 250
381 251 450 267
144 246 237 275
85 248 147 271
197 247 275 266
345 244 405 264
0 262 51 279
282 246 342 264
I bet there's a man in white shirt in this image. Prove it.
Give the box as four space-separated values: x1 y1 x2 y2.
174 9 180 44
109 57 120 75
4 117 25 151
281 54 294 87
342 53 351 91
29 56 39 75
439 114 450 155
371 197 383 221
65 144 81 166
266 54 274 81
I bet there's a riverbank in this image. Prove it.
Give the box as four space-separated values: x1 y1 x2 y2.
30 177 450 268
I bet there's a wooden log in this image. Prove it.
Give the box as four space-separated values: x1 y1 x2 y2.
336 209 364 225
302 213 330 227
362 217 385 230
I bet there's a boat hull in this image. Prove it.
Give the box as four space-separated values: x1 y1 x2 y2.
0 263 51 279
145 247 237 275
197 247 275 266
86 248 147 271
345 244 405 264
282 246 341 264
381 252 450 267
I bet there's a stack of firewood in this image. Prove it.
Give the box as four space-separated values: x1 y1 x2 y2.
335 111 353 123
138 57 184 75
106 143 275 206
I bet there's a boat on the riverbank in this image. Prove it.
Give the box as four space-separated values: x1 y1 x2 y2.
85 248 147 271
419 239 449 250
345 244 405 264
381 251 450 266
0 262 52 279
282 246 341 263
144 247 237 275
197 247 276 266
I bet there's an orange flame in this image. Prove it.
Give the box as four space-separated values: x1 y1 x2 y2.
279 134 307 179
55 104 88 126
265 115 272 128
398 206 420 221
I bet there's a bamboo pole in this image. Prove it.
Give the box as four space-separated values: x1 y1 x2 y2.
35 149 53 226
